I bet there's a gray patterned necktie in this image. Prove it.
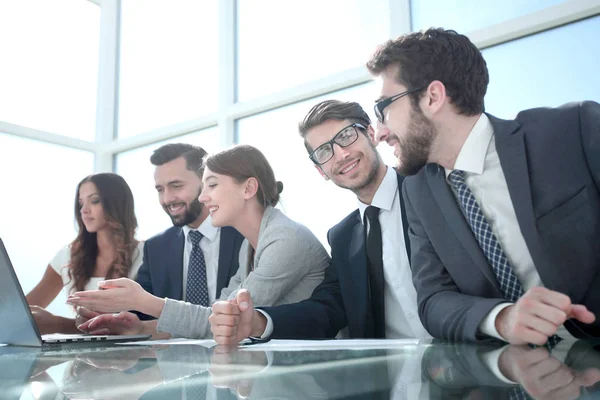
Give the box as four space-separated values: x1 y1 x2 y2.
448 170 560 347
186 230 209 306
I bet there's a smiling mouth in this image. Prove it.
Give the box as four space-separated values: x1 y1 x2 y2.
167 204 185 214
339 160 360 175
208 206 219 214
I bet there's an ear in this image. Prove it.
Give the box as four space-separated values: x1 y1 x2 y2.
243 177 259 200
365 125 377 146
314 164 330 181
422 80 446 116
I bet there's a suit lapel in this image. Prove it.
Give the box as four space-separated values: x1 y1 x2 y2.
217 227 236 295
492 116 556 289
169 228 185 300
347 214 369 338
426 164 501 290
396 173 411 262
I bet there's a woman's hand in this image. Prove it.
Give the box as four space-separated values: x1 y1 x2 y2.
66 278 148 314
78 311 144 335
30 306 61 334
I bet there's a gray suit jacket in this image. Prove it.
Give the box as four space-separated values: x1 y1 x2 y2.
404 101 600 342
156 206 330 338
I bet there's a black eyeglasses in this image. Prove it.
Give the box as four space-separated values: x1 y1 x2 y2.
374 86 425 124
309 123 366 165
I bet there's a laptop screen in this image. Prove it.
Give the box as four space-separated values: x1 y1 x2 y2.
0 238 44 347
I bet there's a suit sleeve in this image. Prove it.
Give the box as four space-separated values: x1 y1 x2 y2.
134 242 155 321
135 240 153 294
259 229 347 339
403 182 504 342
580 101 600 188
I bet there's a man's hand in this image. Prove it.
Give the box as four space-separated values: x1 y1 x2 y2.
209 289 266 346
78 311 144 335
30 306 60 335
499 345 600 399
66 278 148 314
495 287 595 345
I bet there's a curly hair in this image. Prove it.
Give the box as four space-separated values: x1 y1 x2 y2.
68 173 138 293
366 28 489 115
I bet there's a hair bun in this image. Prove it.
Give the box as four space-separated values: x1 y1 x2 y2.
276 181 284 194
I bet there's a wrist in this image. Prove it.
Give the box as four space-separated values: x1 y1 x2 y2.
250 311 267 337
139 294 166 318
495 305 514 340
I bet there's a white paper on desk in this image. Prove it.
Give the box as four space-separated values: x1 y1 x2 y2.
116 338 217 347
240 338 422 351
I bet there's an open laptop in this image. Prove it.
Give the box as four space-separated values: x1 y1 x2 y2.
0 238 151 348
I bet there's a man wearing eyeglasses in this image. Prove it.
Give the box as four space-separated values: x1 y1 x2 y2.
209 100 431 345
367 28 600 345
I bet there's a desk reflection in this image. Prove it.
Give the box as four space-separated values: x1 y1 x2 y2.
1 340 599 399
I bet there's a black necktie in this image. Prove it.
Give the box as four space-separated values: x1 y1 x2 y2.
364 206 386 338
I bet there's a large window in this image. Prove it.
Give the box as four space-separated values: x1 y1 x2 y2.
411 0 567 33
0 0 99 140
0 134 94 317
237 83 396 247
236 0 391 102
118 0 219 138
483 15 600 119
115 127 221 240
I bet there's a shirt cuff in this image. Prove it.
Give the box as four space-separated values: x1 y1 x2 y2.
254 309 273 339
479 303 513 341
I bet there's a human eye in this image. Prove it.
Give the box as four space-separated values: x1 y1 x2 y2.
314 145 332 160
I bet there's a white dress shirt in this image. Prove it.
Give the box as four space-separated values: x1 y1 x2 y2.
444 113 573 342
181 215 221 304
358 166 431 339
259 166 430 339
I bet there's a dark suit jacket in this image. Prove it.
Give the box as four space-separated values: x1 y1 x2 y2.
135 225 244 318
404 101 600 342
263 173 411 338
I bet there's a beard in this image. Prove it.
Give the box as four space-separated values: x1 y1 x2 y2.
165 188 204 227
396 105 438 176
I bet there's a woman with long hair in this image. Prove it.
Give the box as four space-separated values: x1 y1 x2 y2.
71 145 330 339
26 173 143 334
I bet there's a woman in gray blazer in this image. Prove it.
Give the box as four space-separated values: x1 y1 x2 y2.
75 145 330 339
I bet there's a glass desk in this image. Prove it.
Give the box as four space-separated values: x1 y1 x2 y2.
1 340 599 399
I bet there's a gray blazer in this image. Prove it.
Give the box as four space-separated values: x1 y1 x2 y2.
404 102 600 341
156 206 330 338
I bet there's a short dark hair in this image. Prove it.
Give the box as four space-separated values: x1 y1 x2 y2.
150 143 207 177
204 145 283 208
298 100 371 154
366 28 489 115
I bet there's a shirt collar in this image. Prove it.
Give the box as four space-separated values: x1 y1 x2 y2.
444 113 494 178
182 214 219 242
357 166 398 224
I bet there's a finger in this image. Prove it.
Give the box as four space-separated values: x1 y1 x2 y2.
568 304 596 324
236 289 253 312
212 301 242 316
522 314 561 337
537 366 575 393
578 368 600 387
98 278 130 289
510 325 550 346
526 355 562 380
214 335 239 346
519 298 568 327
526 287 571 312
77 306 100 318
